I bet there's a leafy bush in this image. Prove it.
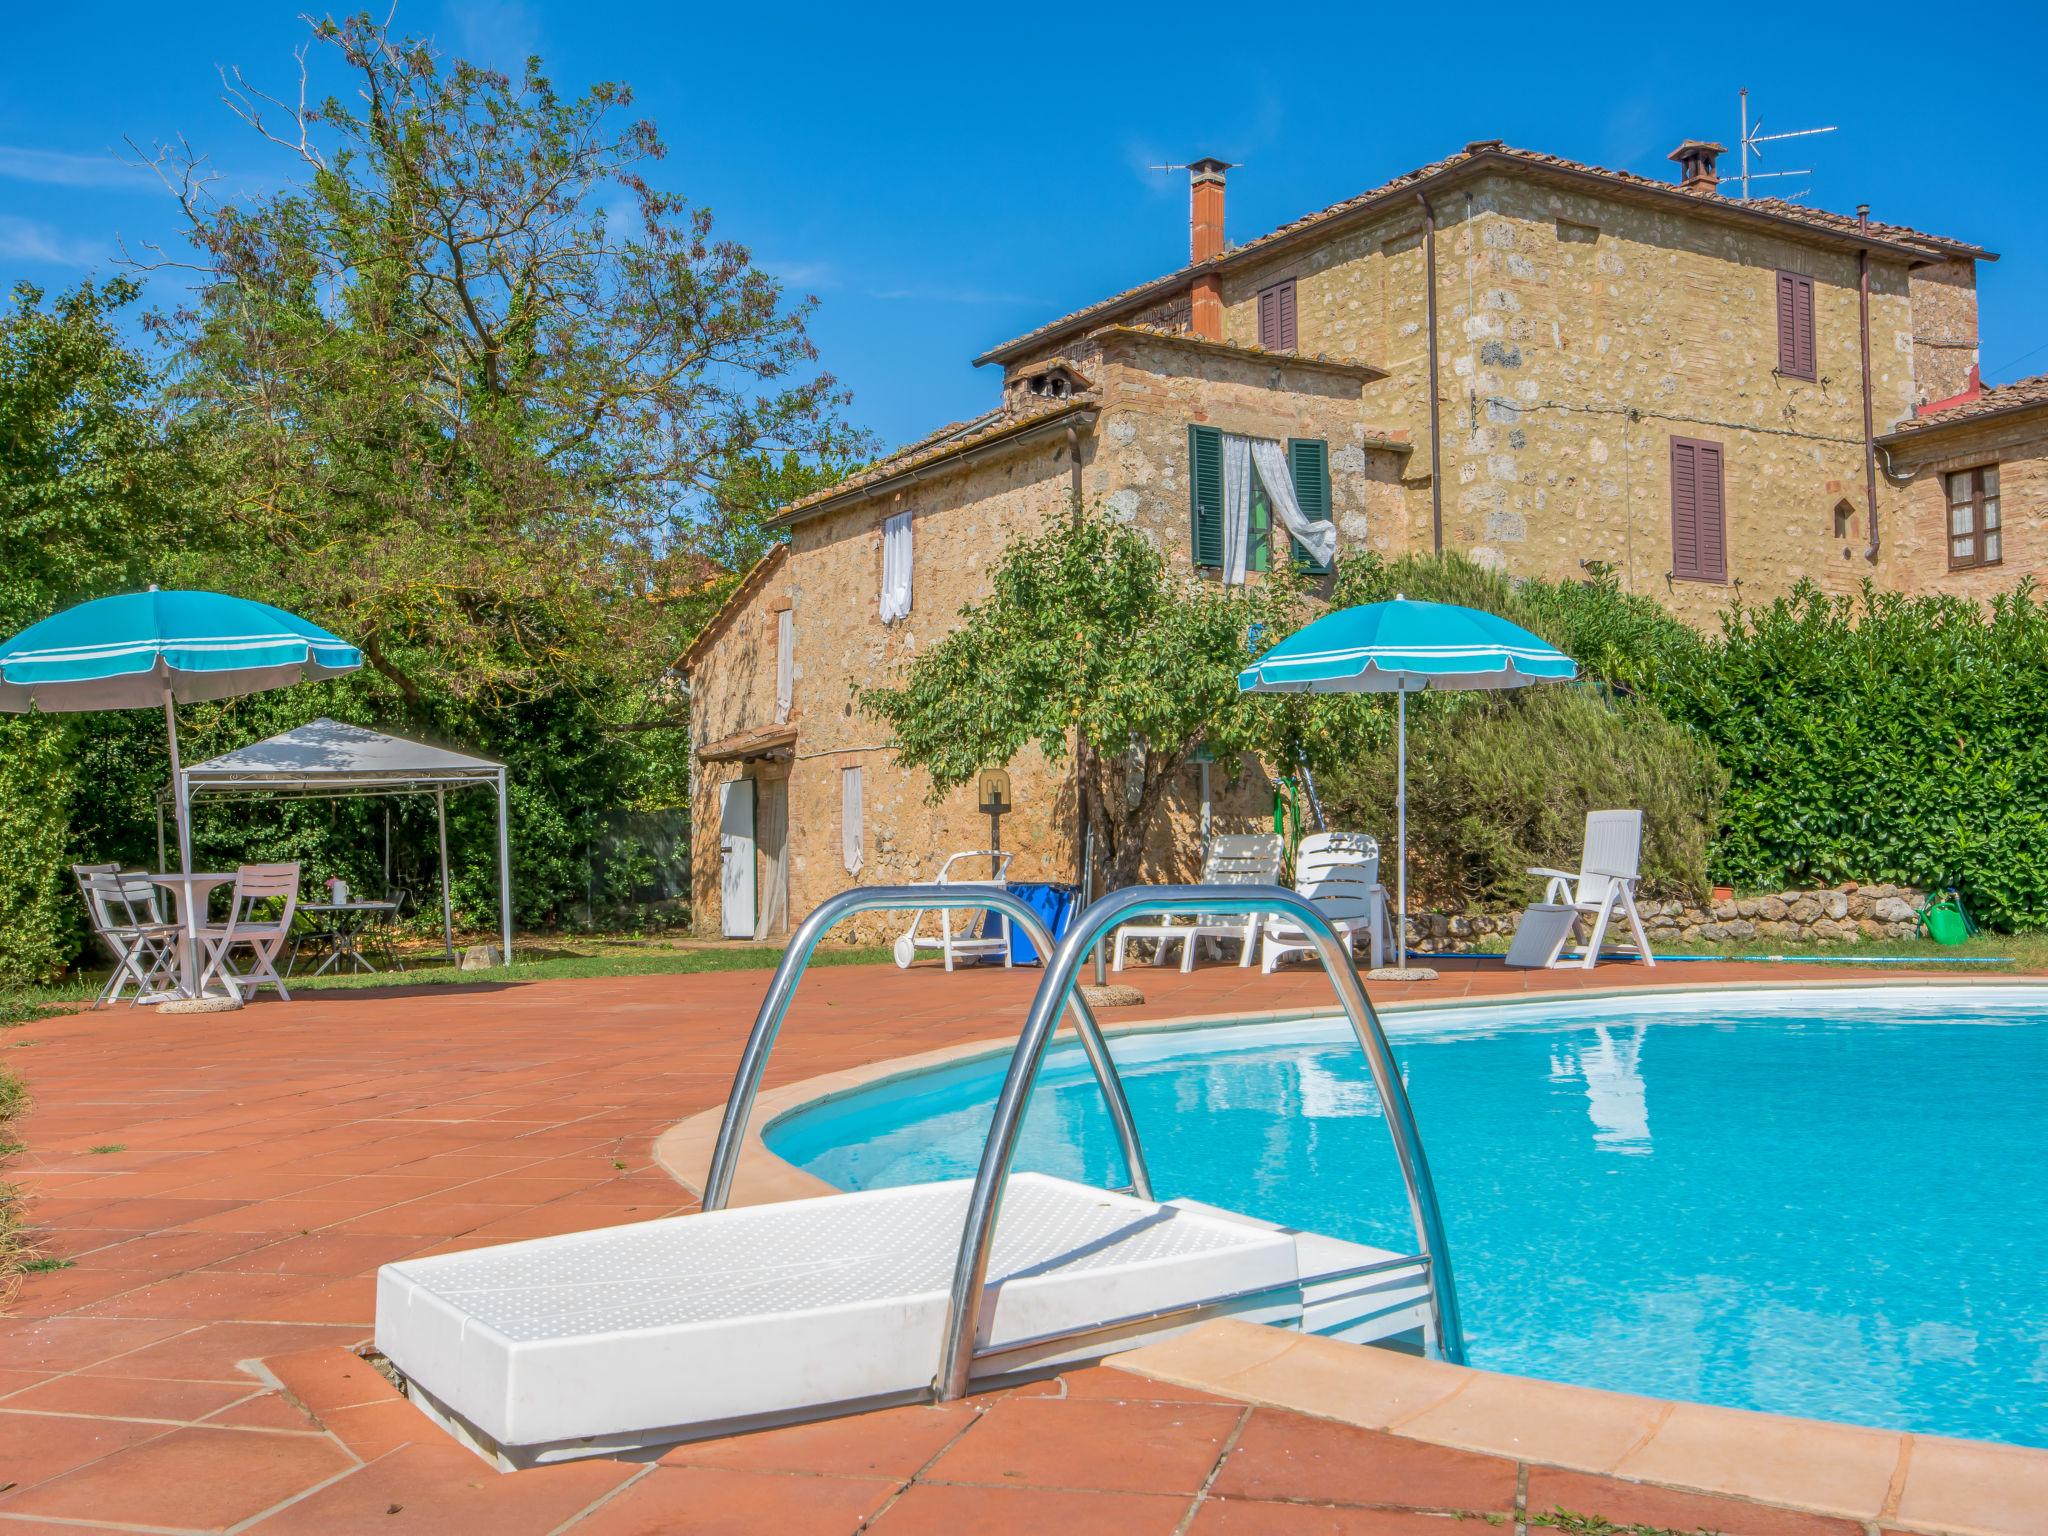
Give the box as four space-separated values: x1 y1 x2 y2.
1316 686 1725 909
0 718 80 986
1642 583 2048 930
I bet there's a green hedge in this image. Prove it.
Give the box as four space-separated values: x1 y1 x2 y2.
1301 555 2048 930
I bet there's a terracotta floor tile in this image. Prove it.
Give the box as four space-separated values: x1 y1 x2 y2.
0 1410 171 1495
243 1441 638 1534
1057 1364 1240 1406
925 1395 1243 1495
173 1197 376 1234
318 1399 444 1457
662 1400 976 1479
240 1273 378 1325
1527 1467 1867 1534
73 1267 313 1322
571 1465 895 1535
1211 1411 1517 1515
0 1315 191 1373
205 1230 421 1276
77 1228 279 1272
263 1345 403 1416
203 1389 323 1431
3 1422 354 1528
868 1481 1190 1535
1188 1497 1485 1534
78 1320 366 1383
0 1372 255 1423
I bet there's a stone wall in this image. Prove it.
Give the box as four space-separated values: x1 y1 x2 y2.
1879 408 2048 600
1400 883 1927 953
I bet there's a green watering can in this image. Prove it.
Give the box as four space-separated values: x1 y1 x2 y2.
1920 889 1976 946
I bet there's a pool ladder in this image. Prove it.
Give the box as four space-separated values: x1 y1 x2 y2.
703 882 1468 1399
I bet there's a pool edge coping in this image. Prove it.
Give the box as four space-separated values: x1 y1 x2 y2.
652 974 2048 1536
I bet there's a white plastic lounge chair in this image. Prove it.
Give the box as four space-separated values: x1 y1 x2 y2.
1527 809 1657 969
195 863 302 1001
1113 833 1283 972
79 870 180 1007
1261 832 1392 973
892 850 1014 971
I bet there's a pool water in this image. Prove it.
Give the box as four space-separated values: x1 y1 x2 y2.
767 986 2048 1447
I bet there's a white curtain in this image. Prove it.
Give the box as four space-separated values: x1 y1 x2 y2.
880 510 913 622
1250 438 1337 569
1221 433 1254 586
841 766 864 874
774 609 793 723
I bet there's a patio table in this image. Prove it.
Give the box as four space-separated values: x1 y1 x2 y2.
293 900 401 976
146 871 240 1001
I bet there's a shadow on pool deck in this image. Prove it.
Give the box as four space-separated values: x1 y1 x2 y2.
0 956 2038 1533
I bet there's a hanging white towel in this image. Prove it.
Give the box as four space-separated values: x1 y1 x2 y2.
880 510 913 622
1221 433 1254 586
1250 438 1337 569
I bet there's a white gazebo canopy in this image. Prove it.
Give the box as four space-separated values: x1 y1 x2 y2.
176 717 513 962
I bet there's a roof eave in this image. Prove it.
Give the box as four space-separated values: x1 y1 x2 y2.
974 151 1983 368
1876 396 2048 447
769 401 1098 528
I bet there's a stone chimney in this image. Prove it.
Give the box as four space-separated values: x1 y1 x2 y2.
1668 139 1728 194
1188 157 1231 339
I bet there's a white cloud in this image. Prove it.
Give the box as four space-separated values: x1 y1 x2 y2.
444 0 542 69
765 259 841 291
0 144 152 189
0 216 104 268
867 283 1043 307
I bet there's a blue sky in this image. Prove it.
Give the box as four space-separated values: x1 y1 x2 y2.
5 0 2044 452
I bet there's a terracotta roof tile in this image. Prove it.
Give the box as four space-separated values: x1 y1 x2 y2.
1879 372 2048 440
975 142 1990 367
774 393 1098 523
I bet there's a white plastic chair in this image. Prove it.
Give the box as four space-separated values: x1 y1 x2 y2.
892 851 1014 972
1527 810 1657 969
1261 832 1392 973
195 863 302 1001
79 870 180 1007
1113 834 1283 972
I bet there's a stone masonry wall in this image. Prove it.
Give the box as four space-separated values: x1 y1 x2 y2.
1880 411 2048 601
1212 173 1945 618
1906 258 1982 408
1400 883 1926 954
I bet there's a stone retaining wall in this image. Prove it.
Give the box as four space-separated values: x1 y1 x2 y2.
1405 883 1927 953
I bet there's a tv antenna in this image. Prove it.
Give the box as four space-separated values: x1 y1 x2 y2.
1738 87 1836 201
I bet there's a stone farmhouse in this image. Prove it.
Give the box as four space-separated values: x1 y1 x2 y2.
686 137 2044 940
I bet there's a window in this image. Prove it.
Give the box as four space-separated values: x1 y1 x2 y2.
1669 436 1727 583
774 608 793 723
1946 465 2002 569
1776 271 1816 380
1189 427 1332 577
879 509 913 622
840 766 864 875
1256 278 1298 351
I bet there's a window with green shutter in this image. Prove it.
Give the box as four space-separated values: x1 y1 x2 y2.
1189 424 1223 568
1288 437 1332 573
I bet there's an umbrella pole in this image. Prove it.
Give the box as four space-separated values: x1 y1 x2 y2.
435 788 455 963
1396 687 1408 970
163 687 191 875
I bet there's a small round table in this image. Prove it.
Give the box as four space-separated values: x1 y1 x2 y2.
146 872 239 1001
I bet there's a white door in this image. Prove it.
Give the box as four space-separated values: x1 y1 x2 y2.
719 779 756 938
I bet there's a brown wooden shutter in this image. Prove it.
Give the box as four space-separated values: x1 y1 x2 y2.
1670 436 1727 582
1776 271 1816 379
1257 279 1297 350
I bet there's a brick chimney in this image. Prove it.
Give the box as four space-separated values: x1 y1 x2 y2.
1668 139 1728 194
1188 157 1230 339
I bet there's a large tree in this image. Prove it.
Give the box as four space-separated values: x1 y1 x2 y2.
858 510 1305 890
137 11 869 727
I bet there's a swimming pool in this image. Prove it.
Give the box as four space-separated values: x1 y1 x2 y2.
766 985 2048 1447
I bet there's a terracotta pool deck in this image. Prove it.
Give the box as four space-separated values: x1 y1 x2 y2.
1 955 2040 1534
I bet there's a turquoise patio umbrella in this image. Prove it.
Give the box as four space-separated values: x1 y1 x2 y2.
1239 596 1577 969
0 590 362 872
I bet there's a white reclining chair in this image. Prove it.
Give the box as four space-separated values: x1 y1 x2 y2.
1527 810 1656 969
1261 832 1392 974
892 851 1015 972
195 863 302 1002
1112 833 1283 973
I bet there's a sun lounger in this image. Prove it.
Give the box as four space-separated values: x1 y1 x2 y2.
1112 833 1282 971
892 850 1015 970
1525 809 1656 969
1261 832 1392 973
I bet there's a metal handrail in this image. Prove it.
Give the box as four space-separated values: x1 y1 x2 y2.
701 885 1152 1213
933 882 1466 1399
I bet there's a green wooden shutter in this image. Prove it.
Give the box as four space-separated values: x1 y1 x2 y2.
1288 437 1332 573
1189 425 1224 568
